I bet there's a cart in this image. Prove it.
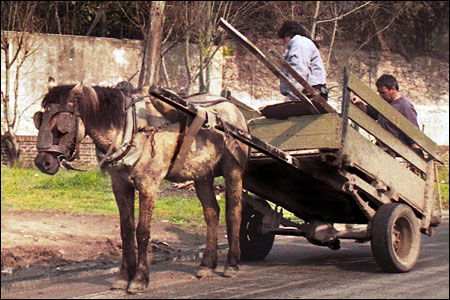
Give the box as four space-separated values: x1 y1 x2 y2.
230 70 443 273
214 18 444 273
149 19 444 274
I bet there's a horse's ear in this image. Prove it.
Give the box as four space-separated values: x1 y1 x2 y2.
72 81 84 94
48 77 57 90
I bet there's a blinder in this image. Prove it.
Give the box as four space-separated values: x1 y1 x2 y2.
34 101 84 161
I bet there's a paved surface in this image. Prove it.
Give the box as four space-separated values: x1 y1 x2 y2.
2 212 448 299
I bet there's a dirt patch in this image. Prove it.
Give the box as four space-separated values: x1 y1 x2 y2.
1 207 227 276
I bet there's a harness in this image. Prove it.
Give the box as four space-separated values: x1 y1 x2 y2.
42 89 234 174
96 93 230 173
35 101 82 162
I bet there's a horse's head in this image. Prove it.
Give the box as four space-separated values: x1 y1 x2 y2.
34 79 86 175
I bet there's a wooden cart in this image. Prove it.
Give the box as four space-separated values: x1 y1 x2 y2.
228 69 443 273
217 18 444 273
149 19 444 274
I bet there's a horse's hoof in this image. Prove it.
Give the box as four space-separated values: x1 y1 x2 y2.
196 267 214 278
127 281 147 295
111 278 128 290
223 266 239 278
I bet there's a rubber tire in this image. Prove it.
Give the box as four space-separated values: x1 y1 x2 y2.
240 197 275 261
370 203 421 273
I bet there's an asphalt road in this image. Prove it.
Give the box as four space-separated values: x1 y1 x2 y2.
2 219 448 299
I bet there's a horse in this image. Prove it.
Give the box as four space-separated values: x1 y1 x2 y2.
33 79 249 294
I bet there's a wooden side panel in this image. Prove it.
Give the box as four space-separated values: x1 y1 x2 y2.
348 73 443 163
342 127 426 212
348 103 428 173
248 114 342 151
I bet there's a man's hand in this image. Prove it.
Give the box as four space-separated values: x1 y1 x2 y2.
351 97 367 112
412 143 425 158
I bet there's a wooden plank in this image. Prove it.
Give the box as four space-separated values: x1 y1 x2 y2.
259 101 318 119
269 49 336 113
249 114 342 151
348 102 428 173
149 85 302 170
348 73 444 163
218 18 320 115
341 127 426 213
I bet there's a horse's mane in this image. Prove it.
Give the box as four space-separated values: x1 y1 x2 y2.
42 85 126 130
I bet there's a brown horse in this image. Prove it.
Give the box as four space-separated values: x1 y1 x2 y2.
33 80 249 294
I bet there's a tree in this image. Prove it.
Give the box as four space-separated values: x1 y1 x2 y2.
139 1 165 88
1 1 42 165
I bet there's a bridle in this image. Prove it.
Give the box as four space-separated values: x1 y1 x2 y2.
34 100 83 163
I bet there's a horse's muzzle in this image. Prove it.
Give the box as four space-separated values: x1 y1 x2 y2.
34 152 61 175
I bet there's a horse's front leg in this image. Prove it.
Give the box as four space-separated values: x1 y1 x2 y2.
127 177 158 294
194 173 220 278
109 174 136 291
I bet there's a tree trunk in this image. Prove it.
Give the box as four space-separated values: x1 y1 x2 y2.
310 1 320 40
144 1 165 87
1 132 21 166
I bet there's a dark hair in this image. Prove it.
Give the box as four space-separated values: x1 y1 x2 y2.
278 20 306 39
376 74 399 91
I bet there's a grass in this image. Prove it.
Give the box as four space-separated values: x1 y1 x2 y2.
1 166 226 226
2 165 448 228
436 165 449 209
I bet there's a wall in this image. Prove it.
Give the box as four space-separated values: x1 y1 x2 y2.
1 31 223 136
1 136 97 167
1 32 448 167
1 31 223 167
221 38 449 145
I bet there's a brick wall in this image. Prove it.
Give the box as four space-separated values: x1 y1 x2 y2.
1 135 98 167
2 135 449 168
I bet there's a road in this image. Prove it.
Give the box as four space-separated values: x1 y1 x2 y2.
2 220 448 299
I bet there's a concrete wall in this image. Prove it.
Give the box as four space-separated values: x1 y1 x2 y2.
1 31 223 136
0 31 448 167
222 38 449 145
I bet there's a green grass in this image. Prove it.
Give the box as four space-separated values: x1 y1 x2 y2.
2 165 448 228
1 166 226 226
436 165 449 209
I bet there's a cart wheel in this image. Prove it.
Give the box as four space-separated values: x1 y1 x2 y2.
240 196 275 261
370 203 421 273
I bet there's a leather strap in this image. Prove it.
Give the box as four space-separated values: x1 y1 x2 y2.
168 107 207 175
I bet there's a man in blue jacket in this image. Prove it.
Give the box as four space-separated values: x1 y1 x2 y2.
277 20 328 102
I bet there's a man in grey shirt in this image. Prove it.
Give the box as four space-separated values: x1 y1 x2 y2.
352 74 423 157
277 20 328 101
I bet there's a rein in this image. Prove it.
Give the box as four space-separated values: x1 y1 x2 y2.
60 89 227 173
60 93 166 172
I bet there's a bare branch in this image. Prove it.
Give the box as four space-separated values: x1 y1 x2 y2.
316 1 372 24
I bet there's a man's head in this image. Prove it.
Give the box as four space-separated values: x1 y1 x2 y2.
278 20 306 42
375 74 400 103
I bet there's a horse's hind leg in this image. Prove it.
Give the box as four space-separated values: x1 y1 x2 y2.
223 160 244 277
109 175 136 290
194 173 220 278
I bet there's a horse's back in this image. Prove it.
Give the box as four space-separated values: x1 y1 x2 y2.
186 93 247 129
